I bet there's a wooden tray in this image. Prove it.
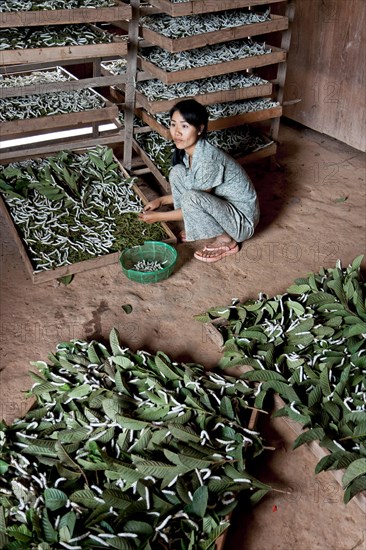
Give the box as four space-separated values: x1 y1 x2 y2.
138 46 286 84
149 0 288 17
0 26 127 65
112 78 273 114
0 1 131 28
137 104 283 139
202 319 366 516
141 14 288 53
0 67 119 140
0 151 176 284
0 103 119 141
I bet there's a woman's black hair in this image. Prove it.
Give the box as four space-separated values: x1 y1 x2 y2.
169 99 209 166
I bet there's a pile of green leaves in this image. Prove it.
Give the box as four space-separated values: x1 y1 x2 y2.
195 256 366 504
0 330 269 549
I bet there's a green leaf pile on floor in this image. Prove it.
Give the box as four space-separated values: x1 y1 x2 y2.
0 330 269 550
195 256 366 504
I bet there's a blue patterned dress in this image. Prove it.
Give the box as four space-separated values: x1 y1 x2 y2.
169 138 260 242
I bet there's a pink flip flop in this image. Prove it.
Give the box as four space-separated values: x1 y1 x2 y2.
194 243 239 263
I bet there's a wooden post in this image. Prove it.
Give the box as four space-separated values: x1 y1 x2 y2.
123 0 140 170
270 0 296 142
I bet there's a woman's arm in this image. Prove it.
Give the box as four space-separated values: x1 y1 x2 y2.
138 194 182 224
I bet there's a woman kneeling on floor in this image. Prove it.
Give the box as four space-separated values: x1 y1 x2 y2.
138 99 260 263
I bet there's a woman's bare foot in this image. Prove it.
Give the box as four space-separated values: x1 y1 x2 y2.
179 230 187 242
194 238 239 263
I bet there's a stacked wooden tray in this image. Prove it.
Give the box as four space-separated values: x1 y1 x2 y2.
0 66 119 142
138 45 286 85
134 0 291 173
149 0 285 17
141 13 288 52
134 80 274 114
137 103 283 139
0 1 131 27
0 24 128 65
132 127 276 194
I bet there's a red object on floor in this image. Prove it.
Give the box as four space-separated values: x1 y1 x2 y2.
272 505 278 512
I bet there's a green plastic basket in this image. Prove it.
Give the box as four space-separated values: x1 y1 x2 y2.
120 241 178 284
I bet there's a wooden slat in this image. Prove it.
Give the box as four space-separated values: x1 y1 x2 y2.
270 0 295 142
0 151 176 284
138 47 286 84
0 1 131 28
123 0 140 170
0 40 128 66
141 14 288 53
133 83 273 114
149 0 288 17
237 141 277 165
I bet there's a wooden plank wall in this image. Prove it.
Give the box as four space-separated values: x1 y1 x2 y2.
280 0 365 152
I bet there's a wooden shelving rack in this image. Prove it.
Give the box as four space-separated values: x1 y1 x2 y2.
126 0 294 191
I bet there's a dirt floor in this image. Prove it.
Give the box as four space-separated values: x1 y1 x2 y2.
0 120 365 549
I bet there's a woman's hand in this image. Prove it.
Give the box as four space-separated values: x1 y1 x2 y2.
138 210 163 224
143 198 164 211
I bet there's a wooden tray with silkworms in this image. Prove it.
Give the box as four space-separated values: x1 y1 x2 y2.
102 60 274 114
149 0 288 18
136 98 282 140
0 67 119 142
0 24 128 65
140 11 288 53
138 41 286 84
0 0 131 28
132 126 276 196
0 147 176 284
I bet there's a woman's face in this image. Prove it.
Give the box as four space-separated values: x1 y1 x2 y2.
169 110 203 155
